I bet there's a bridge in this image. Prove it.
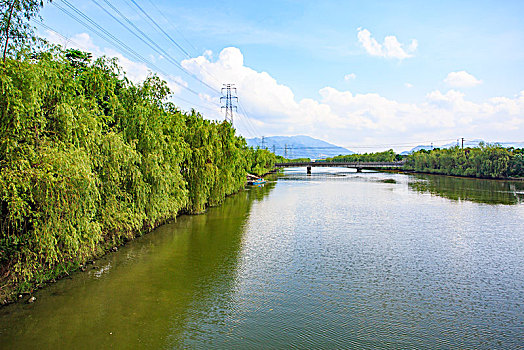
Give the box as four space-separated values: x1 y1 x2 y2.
274 161 405 174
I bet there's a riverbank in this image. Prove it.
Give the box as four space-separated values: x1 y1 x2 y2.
323 145 524 179
384 169 524 182
2 170 522 348
0 49 278 304
403 145 523 178
1 184 252 306
2 168 280 305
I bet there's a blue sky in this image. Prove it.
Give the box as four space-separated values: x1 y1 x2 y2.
37 0 524 151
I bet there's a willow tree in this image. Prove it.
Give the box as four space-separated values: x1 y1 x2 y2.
1 0 51 61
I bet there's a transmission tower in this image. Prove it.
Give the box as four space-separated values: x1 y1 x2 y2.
220 84 238 124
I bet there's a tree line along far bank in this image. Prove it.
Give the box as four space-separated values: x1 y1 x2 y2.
319 147 524 179
0 47 279 301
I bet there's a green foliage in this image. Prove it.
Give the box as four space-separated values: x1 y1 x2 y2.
1 0 51 61
323 149 400 162
278 157 311 163
0 48 274 298
65 49 92 68
246 148 277 177
409 174 524 205
507 148 524 177
404 145 524 178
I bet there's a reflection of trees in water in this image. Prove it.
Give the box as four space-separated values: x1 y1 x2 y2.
409 174 524 205
167 182 276 347
0 185 277 349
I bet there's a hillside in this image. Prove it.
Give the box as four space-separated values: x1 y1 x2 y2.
401 139 524 155
247 135 353 159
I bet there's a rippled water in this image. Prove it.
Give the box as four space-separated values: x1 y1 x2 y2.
1 169 524 349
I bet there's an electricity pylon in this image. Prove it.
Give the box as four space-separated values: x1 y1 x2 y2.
220 84 238 124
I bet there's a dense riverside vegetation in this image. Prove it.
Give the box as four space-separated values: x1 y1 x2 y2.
0 48 276 300
322 149 402 162
276 157 311 163
404 145 524 178
320 146 523 178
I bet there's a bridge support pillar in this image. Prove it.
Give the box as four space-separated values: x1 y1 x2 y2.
356 167 362 173
307 166 312 175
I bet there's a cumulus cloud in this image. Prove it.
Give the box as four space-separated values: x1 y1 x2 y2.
344 73 356 81
444 71 482 88
182 47 303 123
181 47 524 148
357 28 417 60
38 34 522 150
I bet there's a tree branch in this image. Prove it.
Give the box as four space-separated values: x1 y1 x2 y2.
2 0 18 62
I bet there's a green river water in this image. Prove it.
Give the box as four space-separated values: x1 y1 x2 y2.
1 168 523 349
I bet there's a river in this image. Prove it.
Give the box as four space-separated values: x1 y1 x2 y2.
1 168 523 349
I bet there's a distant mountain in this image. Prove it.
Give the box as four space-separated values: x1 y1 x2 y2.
401 139 524 155
489 142 524 149
442 139 485 148
400 145 433 155
246 135 353 159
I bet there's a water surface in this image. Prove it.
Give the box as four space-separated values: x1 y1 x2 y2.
1 169 523 349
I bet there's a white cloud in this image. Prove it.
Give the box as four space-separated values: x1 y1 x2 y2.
405 83 413 88
344 73 356 81
37 34 522 150
357 28 417 60
182 47 524 149
182 47 302 123
444 71 482 88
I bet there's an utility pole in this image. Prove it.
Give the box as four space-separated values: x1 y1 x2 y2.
273 145 276 154
284 144 288 158
261 136 266 149
220 84 238 124
461 137 465 149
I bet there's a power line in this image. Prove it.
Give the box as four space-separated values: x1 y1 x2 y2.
49 2 472 153
58 0 201 99
229 111 256 139
35 20 219 117
53 0 202 98
143 0 199 56
128 0 226 90
242 115 260 139
58 0 252 135
55 1 143 63
127 0 192 59
91 0 218 94
126 0 223 88
93 0 179 62
219 84 266 141
237 99 264 138
236 102 261 138
173 95 220 114
35 20 84 48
